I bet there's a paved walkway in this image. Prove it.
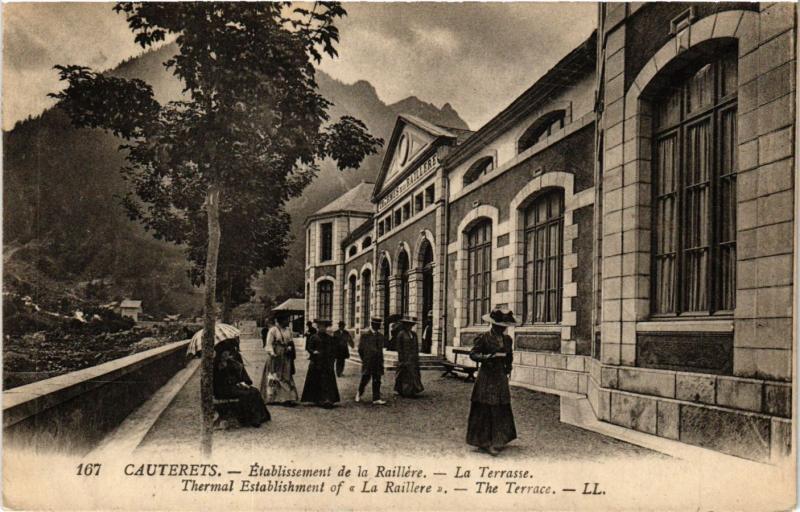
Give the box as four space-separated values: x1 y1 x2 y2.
137 337 662 460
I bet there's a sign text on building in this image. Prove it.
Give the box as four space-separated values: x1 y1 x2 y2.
378 155 439 211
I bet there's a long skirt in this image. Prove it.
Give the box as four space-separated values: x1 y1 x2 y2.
301 359 340 405
260 354 299 404
219 386 271 427
466 402 517 448
394 363 424 397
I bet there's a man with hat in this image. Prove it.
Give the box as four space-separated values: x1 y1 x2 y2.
355 317 387 405
300 318 340 408
333 321 355 377
393 315 424 397
421 310 433 354
466 307 518 455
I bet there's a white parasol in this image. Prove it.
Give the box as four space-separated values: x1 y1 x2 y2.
186 323 241 356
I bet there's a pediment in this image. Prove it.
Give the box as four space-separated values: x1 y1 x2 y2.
372 115 457 201
383 124 434 186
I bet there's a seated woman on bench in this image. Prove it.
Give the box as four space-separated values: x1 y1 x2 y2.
213 346 271 427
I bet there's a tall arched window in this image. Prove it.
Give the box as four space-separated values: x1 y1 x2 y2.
361 269 372 327
380 258 391 337
317 280 333 321
518 110 565 153
348 275 357 327
466 220 492 324
523 190 564 323
652 45 737 316
463 156 494 187
397 250 410 315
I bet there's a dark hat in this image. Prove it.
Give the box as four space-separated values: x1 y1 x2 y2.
314 318 332 326
387 313 403 324
370 316 383 324
397 315 418 324
338 320 346 327
482 308 518 327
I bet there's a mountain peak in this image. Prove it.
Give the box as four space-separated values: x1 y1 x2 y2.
389 96 469 131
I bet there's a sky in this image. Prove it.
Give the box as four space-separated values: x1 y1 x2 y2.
2 2 596 131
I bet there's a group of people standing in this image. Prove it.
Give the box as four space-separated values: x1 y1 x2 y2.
272 314 425 408
217 305 519 457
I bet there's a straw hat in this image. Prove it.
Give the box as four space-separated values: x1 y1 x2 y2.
481 308 518 327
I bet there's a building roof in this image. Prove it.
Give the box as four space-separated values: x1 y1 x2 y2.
438 125 475 144
311 181 375 217
341 217 375 248
272 298 305 312
445 31 597 170
120 299 142 308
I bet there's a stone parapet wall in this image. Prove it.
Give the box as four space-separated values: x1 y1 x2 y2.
3 339 191 454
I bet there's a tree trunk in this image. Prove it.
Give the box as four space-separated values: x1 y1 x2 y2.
201 184 222 456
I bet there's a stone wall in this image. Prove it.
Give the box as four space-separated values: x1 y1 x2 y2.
4 339 190 454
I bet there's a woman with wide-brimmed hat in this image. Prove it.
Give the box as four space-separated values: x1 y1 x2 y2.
466 307 518 455
392 314 424 397
260 311 299 406
301 318 340 408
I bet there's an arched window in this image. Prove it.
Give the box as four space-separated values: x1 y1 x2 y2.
362 236 372 250
463 156 494 187
523 189 564 323
652 46 737 315
466 220 492 324
397 250 410 315
361 269 372 327
317 280 333 321
380 258 391 336
348 246 357 257
518 110 565 153
348 275 357 327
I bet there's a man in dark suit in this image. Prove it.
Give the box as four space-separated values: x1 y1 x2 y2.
333 321 354 377
355 317 387 405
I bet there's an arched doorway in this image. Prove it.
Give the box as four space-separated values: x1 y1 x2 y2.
397 250 410 316
380 258 391 340
419 240 434 353
361 268 371 328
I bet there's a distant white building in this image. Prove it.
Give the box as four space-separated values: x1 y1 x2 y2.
119 299 143 322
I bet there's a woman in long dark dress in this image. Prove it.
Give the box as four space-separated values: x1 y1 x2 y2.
393 316 424 397
214 349 271 427
467 308 518 455
301 319 340 408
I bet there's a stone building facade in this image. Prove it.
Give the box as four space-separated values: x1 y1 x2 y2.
303 2 795 463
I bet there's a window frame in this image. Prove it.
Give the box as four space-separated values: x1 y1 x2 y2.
463 156 494 187
319 222 333 262
425 185 435 207
317 280 333 321
650 47 738 318
466 220 492 325
361 269 372 328
348 275 357 327
522 189 565 324
518 110 566 154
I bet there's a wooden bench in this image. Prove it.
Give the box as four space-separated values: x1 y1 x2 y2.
441 348 479 381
